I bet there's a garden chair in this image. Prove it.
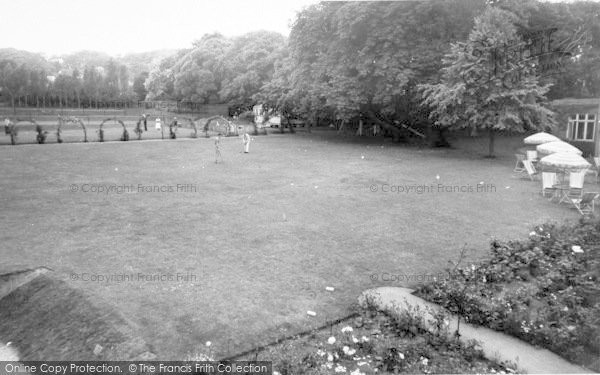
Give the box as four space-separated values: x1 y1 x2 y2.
514 153 526 172
522 160 539 181
568 192 599 216
592 157 600 182
541 172 558 199
559 170 586 204
526 150 538 162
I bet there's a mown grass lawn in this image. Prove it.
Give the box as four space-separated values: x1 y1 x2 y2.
0 129 580 359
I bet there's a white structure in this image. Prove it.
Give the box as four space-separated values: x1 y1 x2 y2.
253 104 265 125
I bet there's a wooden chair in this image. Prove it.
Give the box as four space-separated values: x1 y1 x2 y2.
514 154 526 172
523 160 539 181
526 150 538 162
568 192 599 216
559 170 587 203
541 172 558 199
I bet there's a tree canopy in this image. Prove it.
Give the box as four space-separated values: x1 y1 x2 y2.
144 31 286 106
256 1 486 137
419 7 555 157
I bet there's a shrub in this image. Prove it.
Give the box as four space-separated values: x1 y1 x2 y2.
134 121 143 140
415 219 600 371
35 125 48 144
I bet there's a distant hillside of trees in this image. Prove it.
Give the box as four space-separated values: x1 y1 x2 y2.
0 47 178 111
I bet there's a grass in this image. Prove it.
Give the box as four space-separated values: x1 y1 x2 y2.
0 129 582 360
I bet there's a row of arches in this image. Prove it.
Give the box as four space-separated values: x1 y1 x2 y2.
3 115 243 145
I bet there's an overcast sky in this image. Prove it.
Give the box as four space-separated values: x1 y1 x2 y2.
0 0 319 56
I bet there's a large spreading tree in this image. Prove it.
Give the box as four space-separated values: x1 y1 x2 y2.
419 7 555 157
256 1 485 138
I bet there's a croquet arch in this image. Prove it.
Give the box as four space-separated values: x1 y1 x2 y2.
57 116 88 142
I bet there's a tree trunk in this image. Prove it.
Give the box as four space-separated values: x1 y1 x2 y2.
488 128 495 158
11 97 15 115
337 120 346 135
366 111 403 142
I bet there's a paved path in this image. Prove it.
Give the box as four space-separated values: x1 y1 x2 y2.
359 287 593 374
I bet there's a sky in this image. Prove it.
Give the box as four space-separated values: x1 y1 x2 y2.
0 0 320 56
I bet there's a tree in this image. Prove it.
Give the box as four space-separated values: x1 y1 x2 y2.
83 66 102 108
260 1 486 140
71 68 82 108
27 69 45 107
0 61 29 114
103 59 119 102
490 0 600 99
53 73 77 108
419 7 555 157
144 53 182 100
118 64 129 94
168 33 230 103
174 63 216 102
133 71 149 101
219 31 286 105
145 67 175 100
253 49 297 133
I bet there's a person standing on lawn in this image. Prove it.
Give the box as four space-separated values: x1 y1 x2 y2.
242 132 251 153
143 114 147 131
215 134 222 163
155 117 161 131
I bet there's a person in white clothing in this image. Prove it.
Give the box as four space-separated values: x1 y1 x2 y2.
4 118 10 135
242 132 251 153
155 117 161 131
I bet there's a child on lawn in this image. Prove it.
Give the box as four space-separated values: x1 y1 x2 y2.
215 134 222 163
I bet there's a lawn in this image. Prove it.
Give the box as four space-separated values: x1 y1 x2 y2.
0 129 581 360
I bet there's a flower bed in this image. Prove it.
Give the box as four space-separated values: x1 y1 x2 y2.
241 305 509 374
415 219 600 372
